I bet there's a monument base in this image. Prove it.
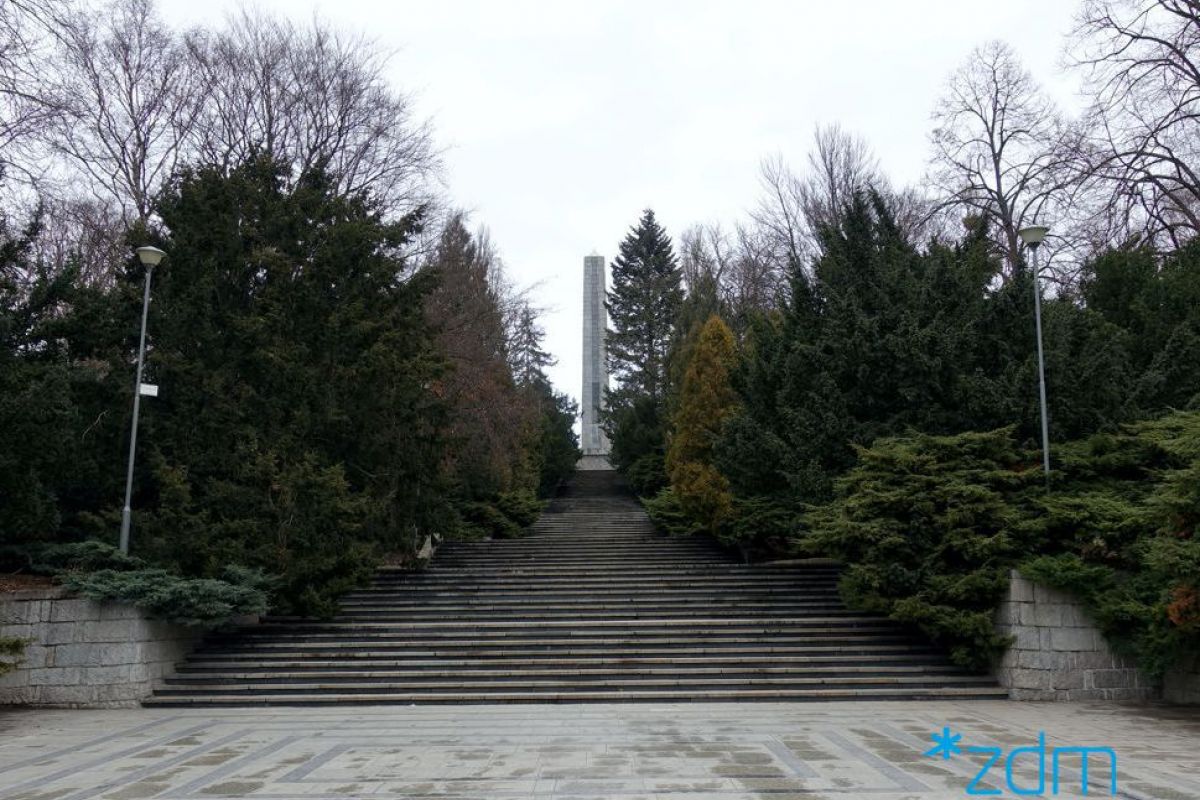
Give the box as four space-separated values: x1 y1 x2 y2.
578 454 613 471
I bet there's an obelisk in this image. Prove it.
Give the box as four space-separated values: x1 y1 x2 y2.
580 253 611 466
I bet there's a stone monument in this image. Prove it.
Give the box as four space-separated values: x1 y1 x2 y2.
580 253 611 469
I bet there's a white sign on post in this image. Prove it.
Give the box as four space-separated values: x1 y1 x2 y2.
139 383 159 397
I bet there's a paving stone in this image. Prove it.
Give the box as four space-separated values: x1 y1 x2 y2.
1 701 1198 800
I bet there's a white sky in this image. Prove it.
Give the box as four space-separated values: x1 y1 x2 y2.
158 0 1083 411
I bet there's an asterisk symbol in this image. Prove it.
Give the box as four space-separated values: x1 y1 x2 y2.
923 726 963 760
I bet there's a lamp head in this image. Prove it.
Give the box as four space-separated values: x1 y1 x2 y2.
1018 225 1050 250
135 246 166 267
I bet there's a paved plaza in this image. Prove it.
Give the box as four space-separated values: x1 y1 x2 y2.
0 701 1197 799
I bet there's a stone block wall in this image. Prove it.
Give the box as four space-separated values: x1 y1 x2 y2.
0 587 203 707
1164 654 1200 705
994 570 1157 702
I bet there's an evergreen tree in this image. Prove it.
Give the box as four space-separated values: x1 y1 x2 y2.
1081 241 1200 411
504 299 580 496
603 209 683 491
606 209 683 404
0 207 81 542
423 213 531 502
665 262 722 419
510 302 553 388
715 193 1134 553
533 387 581 497
666 315 738 535
129 156 446 615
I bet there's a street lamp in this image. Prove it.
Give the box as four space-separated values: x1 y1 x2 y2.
1018 225 1051 486
119 245 166 553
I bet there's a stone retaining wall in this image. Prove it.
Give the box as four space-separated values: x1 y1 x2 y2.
0 587 203 707
994 570 1200 703
1164 654 1200 705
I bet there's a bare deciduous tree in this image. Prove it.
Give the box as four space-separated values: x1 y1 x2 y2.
929 41 1074 278
188 9 440 216
42 0 203 221
679 222 785 328
11 0 441 284
726 222 788 313
1070 0 1200 249
797 123 885 236
754 124 932 275
0 0 66 181
752 154 808 270
31 195 126 287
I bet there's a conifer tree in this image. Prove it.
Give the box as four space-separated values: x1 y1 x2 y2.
504 299 580 496
510 302 554 388
124 156 448 615
606 209 683 403
666 315 738 534
603 209 683 489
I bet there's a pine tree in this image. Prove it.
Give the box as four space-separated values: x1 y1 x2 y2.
666 315 738 534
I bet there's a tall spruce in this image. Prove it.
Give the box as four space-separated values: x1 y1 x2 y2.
606 209 683 403
603 209 683 490
510 302 554 388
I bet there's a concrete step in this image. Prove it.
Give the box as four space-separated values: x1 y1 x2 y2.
350 582 841 594
316 607 853 621
168 664 970 683
155 673 1001 693
370 572 840 585
340 592 844 604
219 616 901 635
144 685 1009 706
178 653 953 670
305 599 853 611
186 643 942 661
196 635 926 654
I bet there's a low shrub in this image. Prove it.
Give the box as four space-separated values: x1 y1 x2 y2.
5 540 144 573
805 412 1200 678
1018 412 1200 678
726 495 804 558
643 488 702 538
59 566 270 627
644 489 804 562
805 428 1038 671
457 501 523 540
625 453 667 496
495 490 545 528
4 540 274 626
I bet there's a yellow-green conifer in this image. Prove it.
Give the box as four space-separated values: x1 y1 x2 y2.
666 315 738 533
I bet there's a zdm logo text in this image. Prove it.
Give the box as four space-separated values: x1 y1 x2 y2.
925 727 1118 796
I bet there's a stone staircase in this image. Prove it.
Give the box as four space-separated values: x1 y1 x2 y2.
145 470 1005 705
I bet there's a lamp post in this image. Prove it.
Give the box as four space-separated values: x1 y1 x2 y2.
119 245 166 554
1018 225 1051 486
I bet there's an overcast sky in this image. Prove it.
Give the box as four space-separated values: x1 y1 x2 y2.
159 0 1082 411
